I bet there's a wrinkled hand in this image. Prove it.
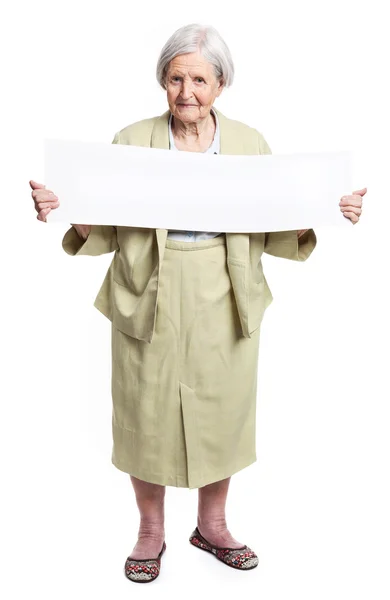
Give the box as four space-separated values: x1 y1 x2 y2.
30 179 60 221
339 187 366 224
30 179 91 240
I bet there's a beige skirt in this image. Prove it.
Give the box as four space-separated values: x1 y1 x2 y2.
110 234 261 489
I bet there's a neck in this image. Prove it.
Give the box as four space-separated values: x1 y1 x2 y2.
172 110 215 142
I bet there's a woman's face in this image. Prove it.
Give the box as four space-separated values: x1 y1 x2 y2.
165 52 224 123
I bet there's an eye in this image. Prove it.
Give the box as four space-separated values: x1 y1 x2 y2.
195 77 205 83
171 76 181 82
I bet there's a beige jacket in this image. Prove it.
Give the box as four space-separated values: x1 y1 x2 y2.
62 107 317 342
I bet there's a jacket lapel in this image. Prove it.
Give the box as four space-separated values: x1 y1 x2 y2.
214 107 246 155
151 110 170 150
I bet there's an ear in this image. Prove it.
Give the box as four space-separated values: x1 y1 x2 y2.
215 78 225 97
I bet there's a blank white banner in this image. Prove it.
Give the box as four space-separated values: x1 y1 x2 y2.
45 139 353 232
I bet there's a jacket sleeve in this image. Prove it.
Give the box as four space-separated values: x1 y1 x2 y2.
264 229 317 261
62 224 119 256
61 132 122 256
257 131 317 261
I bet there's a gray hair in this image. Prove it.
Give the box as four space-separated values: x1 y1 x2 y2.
156 23 234 90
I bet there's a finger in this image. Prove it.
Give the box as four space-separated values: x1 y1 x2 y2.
29 180 46 190
340 206 362 216
339 196 363 207
32 190 57 201
35 200 60 210
352 187 367 196
343 211 359 223
37 207 51 222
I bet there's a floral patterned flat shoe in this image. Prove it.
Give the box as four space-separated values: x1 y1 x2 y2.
189 527 259 570
124 541 166 583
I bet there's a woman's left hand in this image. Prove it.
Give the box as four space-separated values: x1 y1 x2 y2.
339 187 367 224
297 186 367 238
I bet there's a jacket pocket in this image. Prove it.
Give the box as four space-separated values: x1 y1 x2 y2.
111 264 159 343
112 254 134 288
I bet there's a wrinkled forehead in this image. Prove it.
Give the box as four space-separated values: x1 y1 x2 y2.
167 52 214 75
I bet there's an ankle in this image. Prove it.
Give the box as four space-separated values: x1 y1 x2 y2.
197 515 227 534
138 519 165 539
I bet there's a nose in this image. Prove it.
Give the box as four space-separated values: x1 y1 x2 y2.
180 80 193 100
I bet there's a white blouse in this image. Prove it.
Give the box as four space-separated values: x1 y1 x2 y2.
167 108 222 242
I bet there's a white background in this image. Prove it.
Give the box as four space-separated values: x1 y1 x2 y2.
1 0 389 598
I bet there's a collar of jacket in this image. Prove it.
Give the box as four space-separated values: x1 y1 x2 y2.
150 107 252 339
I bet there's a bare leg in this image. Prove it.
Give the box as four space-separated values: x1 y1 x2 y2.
128 475 166 560
197 476 244 549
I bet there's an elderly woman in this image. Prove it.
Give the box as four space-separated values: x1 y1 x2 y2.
30 24 365 583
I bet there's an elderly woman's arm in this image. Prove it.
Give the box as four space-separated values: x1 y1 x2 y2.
62 224 119 256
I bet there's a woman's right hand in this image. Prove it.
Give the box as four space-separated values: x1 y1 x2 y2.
30 179 60 222
30 179 91 240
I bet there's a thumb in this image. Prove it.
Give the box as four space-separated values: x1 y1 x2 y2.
352 187 367 196
29 179 46 190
